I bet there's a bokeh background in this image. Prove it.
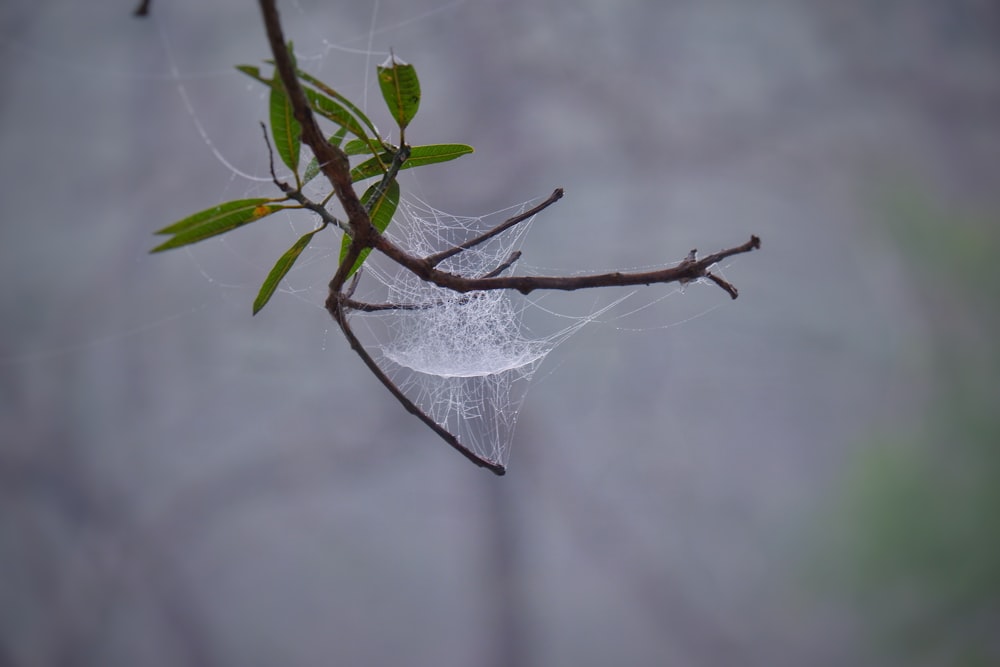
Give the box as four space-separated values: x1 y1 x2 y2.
2 1 998 665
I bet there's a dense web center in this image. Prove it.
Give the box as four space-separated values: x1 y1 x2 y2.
381 287 550 377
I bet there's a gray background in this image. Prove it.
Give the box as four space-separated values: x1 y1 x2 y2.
2 1 998 666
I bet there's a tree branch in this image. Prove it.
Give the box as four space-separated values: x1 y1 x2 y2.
426 188 564 267
258 0 371 288
372 233 761 298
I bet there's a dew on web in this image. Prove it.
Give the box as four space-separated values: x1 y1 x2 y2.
349 197 629 468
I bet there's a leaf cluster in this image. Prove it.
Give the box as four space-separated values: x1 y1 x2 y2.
151 48 473 315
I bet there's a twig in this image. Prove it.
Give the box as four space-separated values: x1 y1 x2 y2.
340 298 426 313
133 0 151 16
329 295 507 475
426 188 563 267
483 251 522 278
705 272 739 299
341 250 521 312
678 248 740 298
372 234 761 298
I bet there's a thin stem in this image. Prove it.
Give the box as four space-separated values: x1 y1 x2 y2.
426 188 564 267
364 144 410 214
261 121 349 235
258 0 370 239
705 272 740 299
340 250 519 312
483 251 522 278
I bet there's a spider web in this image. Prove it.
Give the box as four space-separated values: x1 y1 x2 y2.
347 197 628 467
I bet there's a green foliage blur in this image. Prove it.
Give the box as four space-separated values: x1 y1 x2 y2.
831 185 1000 666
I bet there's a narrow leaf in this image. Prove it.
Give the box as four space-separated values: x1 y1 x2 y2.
237 65 271 87
350 143 473 182
339 180 400 278
269 47 301 173
303 87 369 142
237 64 371 144
253 228 320 315
151 200 286 252
401 143 473 166
155 198 275 235
295 69 381 143
378 54 420 131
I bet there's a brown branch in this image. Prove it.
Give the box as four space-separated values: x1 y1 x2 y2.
340 298 426 313
373 233 761 298
365 145 410 214
258 0 371 292
483 251 522 278
340 250 521 313
426 188 564 267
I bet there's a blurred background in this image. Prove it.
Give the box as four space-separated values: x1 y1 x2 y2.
1 1 998 665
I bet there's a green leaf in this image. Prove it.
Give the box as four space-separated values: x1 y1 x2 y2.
303 87 370 142
253 228 321 315
236 65 263 81
302 128 348 185
377 54 420 131
269 47 301 173
235 64 260 79
339 179 399 278
237 64 371 144
151 199 286 252
294 69 382 144
237 65 270 87
350 143 473 182
342 138 379 156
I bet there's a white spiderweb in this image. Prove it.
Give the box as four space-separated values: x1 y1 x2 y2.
350 197 621 468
